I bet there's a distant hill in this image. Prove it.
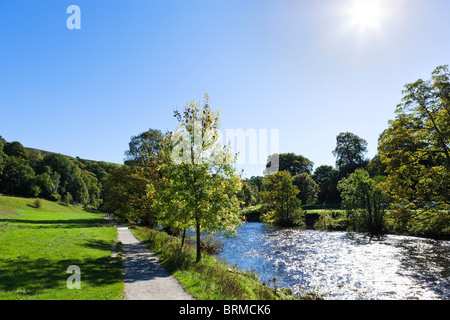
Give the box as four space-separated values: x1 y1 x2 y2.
1 138 121 205
25 147 122 167
25 147 69 158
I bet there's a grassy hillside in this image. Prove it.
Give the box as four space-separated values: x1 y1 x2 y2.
25 147 121 167
0 195 123 300
0 195 89 215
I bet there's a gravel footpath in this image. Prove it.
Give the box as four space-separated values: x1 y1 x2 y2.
107 218 194 300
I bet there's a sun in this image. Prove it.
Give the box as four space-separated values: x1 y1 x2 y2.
347 0 383 31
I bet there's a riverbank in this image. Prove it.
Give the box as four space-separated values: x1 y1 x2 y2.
242 205 450 240
310 209 450 240
130 226 319 300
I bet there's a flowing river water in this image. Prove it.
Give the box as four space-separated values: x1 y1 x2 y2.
214 223 450 300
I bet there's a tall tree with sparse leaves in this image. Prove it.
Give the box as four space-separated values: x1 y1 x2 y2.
159 95 242 262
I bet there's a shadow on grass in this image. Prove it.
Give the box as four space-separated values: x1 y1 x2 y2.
82 239 115 251
0 218 109 229
0 255 122 297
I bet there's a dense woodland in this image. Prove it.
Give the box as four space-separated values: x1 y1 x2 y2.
0 141 119 207
1 66 449 256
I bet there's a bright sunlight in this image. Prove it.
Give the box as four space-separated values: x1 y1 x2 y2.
347 0 384 30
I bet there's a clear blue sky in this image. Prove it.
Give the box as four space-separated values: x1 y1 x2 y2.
1 0 449 177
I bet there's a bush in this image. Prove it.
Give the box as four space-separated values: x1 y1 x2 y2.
200 234 224 255
314 211 347 231
63 192 73 206
50 194 61 202
386 205 450 240
34 198 43 209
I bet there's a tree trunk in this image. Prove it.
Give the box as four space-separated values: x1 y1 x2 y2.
196 218 201 263
181 228 186 252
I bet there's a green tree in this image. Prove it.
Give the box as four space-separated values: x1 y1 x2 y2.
40 153 100 205
49 171 61 198
238 181 258 207
260 171 303 227
41 153 76 196
124 128 165 167
159 95 242 262
0 150 6 177
0 136 6 178
265 153 314 176
367 154 387 178
292 173 319 205
28 150 43 170
0 135 6 149
248 176 264 191
333 132 368 173
313 165 340 204
104 127 166 225
67 171 89 205
82 172 101 207
0 156 38 197
378 65 450 209
3 141 29 160
337 169 388 236
103 165 157 226
64 192 73 206
35 173 55 199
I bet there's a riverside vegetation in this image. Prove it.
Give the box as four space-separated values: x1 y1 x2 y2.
0 65 448 300
130 225 304 300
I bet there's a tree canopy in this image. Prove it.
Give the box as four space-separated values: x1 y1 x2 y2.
292 173 319 205
260 171 303 227
338 169 388 236
333 132 368 172
265 153 313 176
124 128 165 167
378 65 450 208
0 138 116 207
158 96 242 262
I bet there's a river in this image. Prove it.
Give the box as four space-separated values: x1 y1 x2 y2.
214 223 450 300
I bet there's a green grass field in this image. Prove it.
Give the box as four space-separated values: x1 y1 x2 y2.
0 196 123 300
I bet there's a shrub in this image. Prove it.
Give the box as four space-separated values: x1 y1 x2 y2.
34 198 43 209
314 211 347 231
200 234 224 255
387 205 450 240
50 194 61 202
63 192 73 206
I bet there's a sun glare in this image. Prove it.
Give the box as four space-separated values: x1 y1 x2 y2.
348 0 383 31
